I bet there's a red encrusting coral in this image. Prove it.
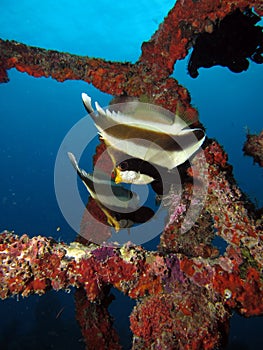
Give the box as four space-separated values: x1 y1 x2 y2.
130 287 230 350
0 232 166 301
74 288 121 350
243 130 263 167
1 0 263 349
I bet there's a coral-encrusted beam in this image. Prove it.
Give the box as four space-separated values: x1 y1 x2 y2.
0 231 163 301
159 141 263 317
0 39 131 95
160 141 263 258
0 226 263 348
74 288 122 350
0 227 262 315
0 39 194 115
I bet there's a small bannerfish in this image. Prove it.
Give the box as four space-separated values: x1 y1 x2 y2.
67 152 140 231
81 93 205 186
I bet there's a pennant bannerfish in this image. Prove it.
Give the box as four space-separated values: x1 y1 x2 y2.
67 152 140 231
81 93 206 185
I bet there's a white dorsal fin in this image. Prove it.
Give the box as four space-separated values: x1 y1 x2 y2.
81 93 94 114
95 101 107 117
67 152 90 181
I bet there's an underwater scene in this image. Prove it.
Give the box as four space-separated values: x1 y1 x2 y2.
0 1 263 349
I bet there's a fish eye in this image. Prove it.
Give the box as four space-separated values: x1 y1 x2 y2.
119 161 128 171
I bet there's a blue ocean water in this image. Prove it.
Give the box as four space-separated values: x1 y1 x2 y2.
0 1 262 349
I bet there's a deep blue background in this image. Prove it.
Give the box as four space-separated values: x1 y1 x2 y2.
0 1 262 349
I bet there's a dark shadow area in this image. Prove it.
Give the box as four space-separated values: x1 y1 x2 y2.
188 8 263 78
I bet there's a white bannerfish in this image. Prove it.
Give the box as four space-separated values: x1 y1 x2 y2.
67 152 140 231
81 93 206 185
